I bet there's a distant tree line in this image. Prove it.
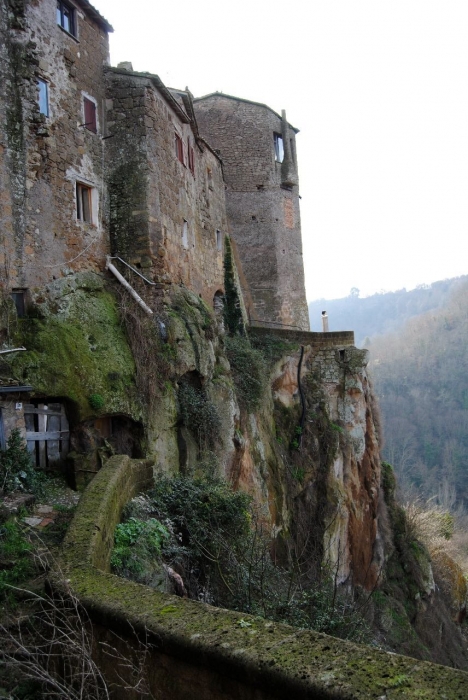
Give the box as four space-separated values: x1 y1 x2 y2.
368 279 468 504
308 276 468 347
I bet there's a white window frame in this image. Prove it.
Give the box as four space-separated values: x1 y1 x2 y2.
38 78 49 117
75 181 98 225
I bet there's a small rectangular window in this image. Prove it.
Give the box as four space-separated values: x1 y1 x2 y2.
188 140 195 175
11 289 26 318
76 183 92 222
216 229 222 251
38 79 49 117
175 133 184 164
83 97 97 133
57 1 76 36
274 133 284 163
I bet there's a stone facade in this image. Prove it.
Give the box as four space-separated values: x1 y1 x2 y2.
105 73 226 304
194 93 310 331
0 0 111 293
0 0 310 331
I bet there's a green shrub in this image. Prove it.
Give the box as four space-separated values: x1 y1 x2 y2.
250 334 299 365
88 393 105 411
118 477 371 643
225 335 266 411
110 517 169 582
0 519 34 601
0 429 38 495
178 383 220 449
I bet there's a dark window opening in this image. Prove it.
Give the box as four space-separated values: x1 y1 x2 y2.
175 133 184 164
11 289 26 318
83 97 97 132
38 79 49 117
216 229 222 250
57 0 76 36
274 133 284 163
76 183 92 222
339 350 346 361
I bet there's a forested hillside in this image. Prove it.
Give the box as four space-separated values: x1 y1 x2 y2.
309 276 468 346
368 279 468 503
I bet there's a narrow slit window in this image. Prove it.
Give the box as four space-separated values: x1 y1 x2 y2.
38 79 49 117
274 133 284 163
76 183 92 222
207 167 213 188
83 97 97 133
216 229 222 251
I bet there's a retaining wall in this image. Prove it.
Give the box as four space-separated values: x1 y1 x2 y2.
249 325 355 348
56 455 468 699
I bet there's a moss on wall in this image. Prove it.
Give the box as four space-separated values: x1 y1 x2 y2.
8 275 139 421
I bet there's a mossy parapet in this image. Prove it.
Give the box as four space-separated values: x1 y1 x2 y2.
55 455 468 700
9 274 139 420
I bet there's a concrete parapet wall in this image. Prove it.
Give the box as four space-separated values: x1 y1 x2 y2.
55 455 468 699
249 325 355 348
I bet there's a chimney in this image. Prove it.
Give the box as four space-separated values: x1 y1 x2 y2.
321 311 329 333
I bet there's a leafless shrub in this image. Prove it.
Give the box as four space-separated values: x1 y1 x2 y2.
0 583 110 700
0 533 157 699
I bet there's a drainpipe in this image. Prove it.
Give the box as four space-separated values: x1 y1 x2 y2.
106 256 153 316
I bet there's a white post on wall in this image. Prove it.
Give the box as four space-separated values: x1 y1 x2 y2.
106 256 153 316
321 311 329 332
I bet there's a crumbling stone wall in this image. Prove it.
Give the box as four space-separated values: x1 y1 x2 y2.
0 0 111 293
194 94 309 331
105 70 226 306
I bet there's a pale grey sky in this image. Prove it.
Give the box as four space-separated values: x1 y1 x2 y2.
95 0 468 302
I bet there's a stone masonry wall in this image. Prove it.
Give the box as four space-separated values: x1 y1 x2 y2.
194 94 309 330
0 0 110 294
106 70 226 306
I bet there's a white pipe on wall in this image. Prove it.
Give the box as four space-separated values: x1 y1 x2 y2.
105 256 153 316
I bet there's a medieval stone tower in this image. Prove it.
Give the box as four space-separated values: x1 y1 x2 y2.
194 93 310 331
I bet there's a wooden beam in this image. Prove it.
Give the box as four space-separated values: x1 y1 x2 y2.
26 431 70 441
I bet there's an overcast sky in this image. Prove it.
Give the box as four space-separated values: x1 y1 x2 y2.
95 0 468 302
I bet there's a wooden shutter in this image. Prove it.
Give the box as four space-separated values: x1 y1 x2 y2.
84 98 97 132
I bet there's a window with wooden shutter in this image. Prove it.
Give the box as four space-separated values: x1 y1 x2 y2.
83 97 97 133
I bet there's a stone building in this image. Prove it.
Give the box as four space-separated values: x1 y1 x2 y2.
0 0 310 456
105 74 227 303
194 93 310 331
